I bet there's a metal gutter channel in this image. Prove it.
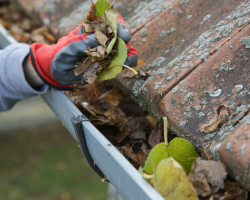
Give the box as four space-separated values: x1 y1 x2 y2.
0 24 164 200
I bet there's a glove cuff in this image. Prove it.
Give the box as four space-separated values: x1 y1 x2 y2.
29 44 74 90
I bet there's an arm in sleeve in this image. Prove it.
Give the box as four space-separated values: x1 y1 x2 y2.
0 43 49 112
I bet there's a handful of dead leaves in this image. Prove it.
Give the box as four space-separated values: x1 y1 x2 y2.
73 0 135 85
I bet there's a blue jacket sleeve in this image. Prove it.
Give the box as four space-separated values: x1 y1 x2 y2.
0 43 49 111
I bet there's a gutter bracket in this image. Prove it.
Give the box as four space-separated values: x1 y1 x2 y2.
71 115 109 182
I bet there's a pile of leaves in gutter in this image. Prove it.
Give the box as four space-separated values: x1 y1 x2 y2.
0 1 57 44
65 82 248 200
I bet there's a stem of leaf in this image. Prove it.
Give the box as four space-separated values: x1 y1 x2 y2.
163 117 168 145
123 65 138 75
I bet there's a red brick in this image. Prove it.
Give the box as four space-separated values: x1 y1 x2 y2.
161 22 250 187
114 0 244 120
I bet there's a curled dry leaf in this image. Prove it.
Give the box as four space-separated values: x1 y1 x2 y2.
188 173 211 197
138 68 151 79
85 74 97 84
116 124 130 143
119 146 139 164
95 29 108 47
224 180 248 200
200 104 233 133
122 68 136 78
74 56 112 83
104 107 127 130
209 188 244 200
83 23 93 32
99 89 123 107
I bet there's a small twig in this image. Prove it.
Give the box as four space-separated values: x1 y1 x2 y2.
84 57 91 64
203 146 211 161
111 0 118 9
163 117 168 145
189 157 199 160
123 65 138 75
127 141 136 159
186 129 197 137
66 69 75 82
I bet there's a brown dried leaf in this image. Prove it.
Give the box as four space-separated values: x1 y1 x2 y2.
91 116 110 125
127 117 149 132
95 29 108 47
107 26 113 34
86 2 96 22
122 68 136 78
22 19 31 31
209 188 244 200
190 158 227 190
99 90 123 107
97 45 106 57
104 108 128 130
74 56 111 80
85 74 97 84
116 124 130 143
44 32 57 43
136 151 147 166
133 60 146 71
31 34 46 43
130 129 146 141
119 146 139 164
200 104 232 133
225 181 248 200
74 58 94 76
188 172 212 197
83 23 93 33
138 68 151 79
85 45 106 58
32 26 48 35
200 115 223 133
82 62 101 79
148 123 162 148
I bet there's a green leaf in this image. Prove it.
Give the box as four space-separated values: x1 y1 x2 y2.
106 37 117 54
144 138 198 175
146 158 198 200
96 37 127 81
95 0 111 16
144 143 169 174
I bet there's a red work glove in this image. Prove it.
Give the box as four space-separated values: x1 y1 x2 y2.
29 14 138 90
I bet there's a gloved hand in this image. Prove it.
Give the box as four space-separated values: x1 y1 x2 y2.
29 14 138 90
